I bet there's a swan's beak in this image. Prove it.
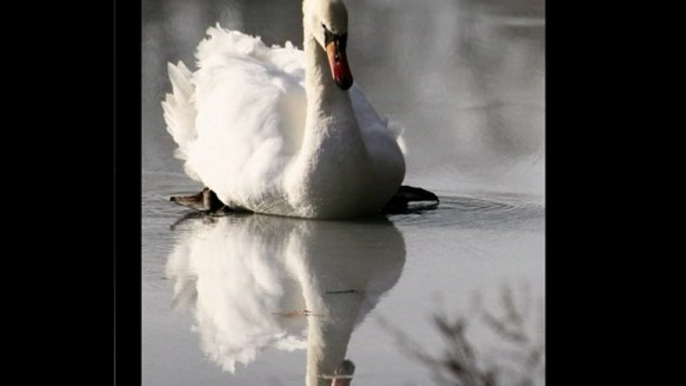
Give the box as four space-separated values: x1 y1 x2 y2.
326 36 353 90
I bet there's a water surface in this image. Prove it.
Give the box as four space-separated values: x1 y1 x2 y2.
142 173 544 385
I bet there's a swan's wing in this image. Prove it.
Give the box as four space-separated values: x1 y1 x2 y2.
185 26 307 199
350 84 407 155
162 61 202 181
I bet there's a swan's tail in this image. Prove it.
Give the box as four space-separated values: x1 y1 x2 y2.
162 61 200 180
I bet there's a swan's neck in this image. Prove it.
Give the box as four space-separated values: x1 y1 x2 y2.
302 26 363 156
285 12 372 217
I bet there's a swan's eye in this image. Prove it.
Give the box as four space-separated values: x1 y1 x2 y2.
323 25 335 46
323 24 347 51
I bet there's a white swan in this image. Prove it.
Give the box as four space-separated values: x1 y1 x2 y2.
165 214 406 384
162 0 406 219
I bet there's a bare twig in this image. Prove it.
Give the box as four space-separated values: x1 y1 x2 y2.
380 283 544 386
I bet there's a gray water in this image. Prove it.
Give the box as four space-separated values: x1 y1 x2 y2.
142 0 545 385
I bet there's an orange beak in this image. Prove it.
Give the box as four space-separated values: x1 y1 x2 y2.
326 39 353 90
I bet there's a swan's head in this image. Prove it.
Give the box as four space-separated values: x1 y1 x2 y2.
306 0 353 90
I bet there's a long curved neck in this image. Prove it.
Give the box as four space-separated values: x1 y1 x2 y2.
302 21 361 156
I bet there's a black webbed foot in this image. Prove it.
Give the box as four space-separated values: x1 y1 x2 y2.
381 185 440 214
170 187 231 214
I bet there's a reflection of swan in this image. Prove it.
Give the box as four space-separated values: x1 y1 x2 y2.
162 0 406 219
166 214 406 385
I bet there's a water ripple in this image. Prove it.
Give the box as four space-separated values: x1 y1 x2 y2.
389 195 544 232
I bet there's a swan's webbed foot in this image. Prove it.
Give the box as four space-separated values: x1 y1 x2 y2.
382 185 440 214
170 187 231 215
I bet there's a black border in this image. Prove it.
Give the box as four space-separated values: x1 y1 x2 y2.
114 0 142 384
546 2 613 382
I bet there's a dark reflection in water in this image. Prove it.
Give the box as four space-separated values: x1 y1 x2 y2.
166 213 405 385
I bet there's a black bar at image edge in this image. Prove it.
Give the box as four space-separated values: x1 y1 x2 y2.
114 0 142 384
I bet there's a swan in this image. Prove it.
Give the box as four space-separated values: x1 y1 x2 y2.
165 214 406 385
162 0 412 219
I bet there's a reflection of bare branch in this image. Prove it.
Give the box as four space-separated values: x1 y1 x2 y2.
378 311 496 386
482 285 528 345
379 284 544 386
481 284 544 384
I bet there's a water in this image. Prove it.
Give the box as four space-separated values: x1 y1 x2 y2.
142 0 545 385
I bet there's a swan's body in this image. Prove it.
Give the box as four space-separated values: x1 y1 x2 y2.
163 0 406 219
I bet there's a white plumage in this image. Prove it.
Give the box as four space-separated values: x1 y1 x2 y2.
163 0 406 219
